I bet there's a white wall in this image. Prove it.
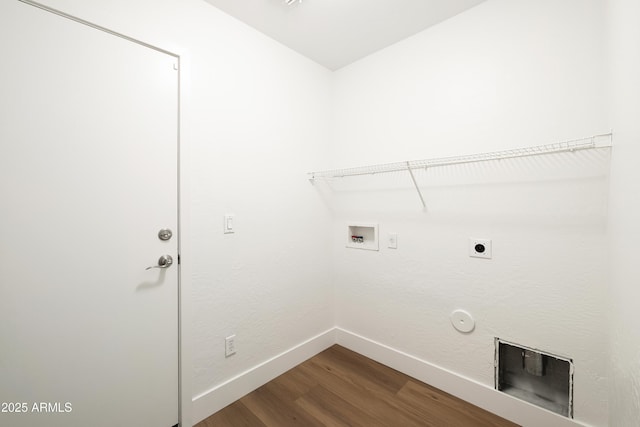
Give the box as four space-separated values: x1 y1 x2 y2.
30 0 334 425
605 0 640 425
16 1 635 426
330 1 610 425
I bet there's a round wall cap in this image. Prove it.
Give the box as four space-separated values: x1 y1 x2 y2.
450 309 475 333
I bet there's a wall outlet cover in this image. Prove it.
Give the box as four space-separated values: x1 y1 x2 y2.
388 232 398 249
469 238 492 259
225 335 236 357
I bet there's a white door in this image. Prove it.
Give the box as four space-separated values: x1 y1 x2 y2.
0 2 179 427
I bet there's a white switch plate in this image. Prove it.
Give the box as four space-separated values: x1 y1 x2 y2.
388 233 398 249
224 214 235 234
225 334 236 357
469 238 492 259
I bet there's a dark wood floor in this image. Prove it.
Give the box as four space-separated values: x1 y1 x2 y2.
196 345 519 427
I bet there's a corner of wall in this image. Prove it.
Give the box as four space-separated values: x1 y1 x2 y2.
191 328 335 424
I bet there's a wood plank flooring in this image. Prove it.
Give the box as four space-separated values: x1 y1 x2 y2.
196 345 519 427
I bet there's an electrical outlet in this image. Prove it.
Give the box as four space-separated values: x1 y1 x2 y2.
225 335 236 357
469 238 492 259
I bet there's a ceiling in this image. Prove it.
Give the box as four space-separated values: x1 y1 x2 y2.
202 0 487 71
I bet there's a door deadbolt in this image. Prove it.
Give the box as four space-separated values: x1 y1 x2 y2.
158 229 173 241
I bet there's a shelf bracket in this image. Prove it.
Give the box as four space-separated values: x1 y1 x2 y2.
406 161 426 209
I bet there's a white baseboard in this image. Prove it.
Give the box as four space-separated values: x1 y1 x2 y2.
192 327 592 427
335 327 591 427
191 328 335 424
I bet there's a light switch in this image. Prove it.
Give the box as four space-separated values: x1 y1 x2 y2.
388 233 398 249
224 214 235 234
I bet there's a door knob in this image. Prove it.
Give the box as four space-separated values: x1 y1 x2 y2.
145 255 173 270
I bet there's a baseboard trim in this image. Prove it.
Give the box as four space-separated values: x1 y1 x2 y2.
335 327 590 427
191 328 335 424
192 327 592 427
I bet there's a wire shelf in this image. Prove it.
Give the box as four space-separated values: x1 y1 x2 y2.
308 133 613 208
309 133 612 180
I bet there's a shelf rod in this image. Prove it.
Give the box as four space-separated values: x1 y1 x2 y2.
406 161 426 208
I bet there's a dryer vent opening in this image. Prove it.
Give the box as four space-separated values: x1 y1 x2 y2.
495 339 573 418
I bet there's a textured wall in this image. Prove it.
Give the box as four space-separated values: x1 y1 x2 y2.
32 0 335 421
605 0 640 425
329 1 610 425
17 1 634 426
